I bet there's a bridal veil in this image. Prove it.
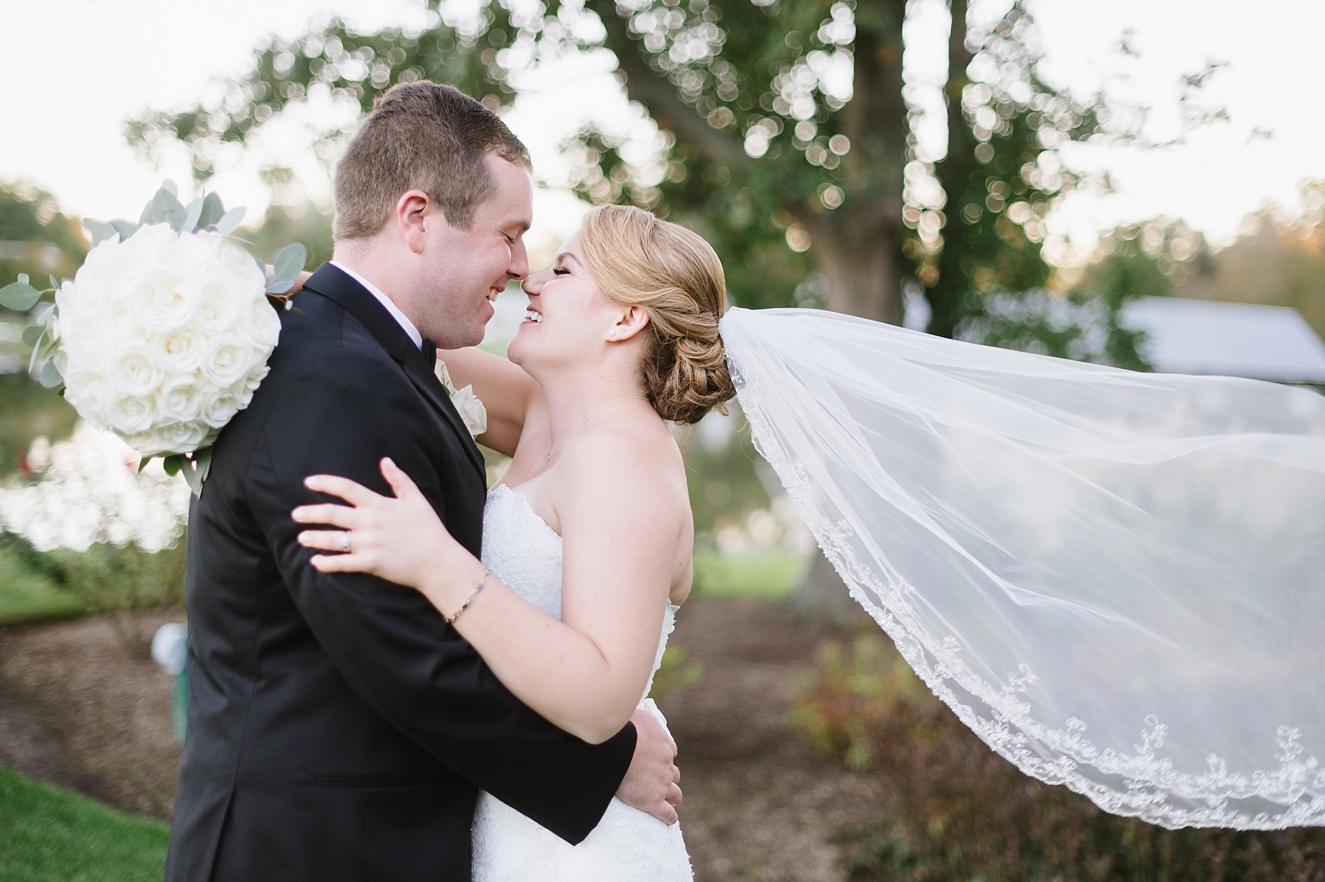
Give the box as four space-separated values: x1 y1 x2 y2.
718 306 1325 830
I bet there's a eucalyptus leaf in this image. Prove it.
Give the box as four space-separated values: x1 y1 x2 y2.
18 274 28 285
142 187 186 230
161 179 179 197
216 207 246 236
40 358 62 388
111 220 141 241
21 324 44 347
182 197 205 234
48 274 59 290
198 193 225 230
272 243 307 281
194 446 213 486
139 456 152 473
83 219 118 247
0 281 41 311
265 280 294 295
184 462 204 497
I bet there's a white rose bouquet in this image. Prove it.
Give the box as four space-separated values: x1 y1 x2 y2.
1 183 307 494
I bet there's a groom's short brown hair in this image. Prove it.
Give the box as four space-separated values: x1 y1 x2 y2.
332 81 531 240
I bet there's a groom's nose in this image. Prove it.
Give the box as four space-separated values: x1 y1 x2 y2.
507 236 530 281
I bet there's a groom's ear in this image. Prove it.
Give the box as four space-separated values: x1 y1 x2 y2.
396 190 433 254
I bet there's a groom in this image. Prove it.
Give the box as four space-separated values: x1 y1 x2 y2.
165 82 682 881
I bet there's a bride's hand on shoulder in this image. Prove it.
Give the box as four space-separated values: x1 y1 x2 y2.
292 458 483 605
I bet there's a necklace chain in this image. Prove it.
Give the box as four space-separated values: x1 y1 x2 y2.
545 396 649 462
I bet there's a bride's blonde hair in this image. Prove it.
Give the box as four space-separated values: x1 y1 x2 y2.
578 205 735 425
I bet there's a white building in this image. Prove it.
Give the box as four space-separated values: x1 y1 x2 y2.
1121 297 1325 384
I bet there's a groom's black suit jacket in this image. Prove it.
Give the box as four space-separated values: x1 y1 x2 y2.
164 264 637 882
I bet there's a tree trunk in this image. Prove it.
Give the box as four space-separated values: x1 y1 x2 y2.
788 0 910 623
927 0 975 338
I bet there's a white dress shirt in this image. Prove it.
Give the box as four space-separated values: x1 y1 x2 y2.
329 260 423 350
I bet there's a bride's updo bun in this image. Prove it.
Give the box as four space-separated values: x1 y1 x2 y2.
579 205 735 425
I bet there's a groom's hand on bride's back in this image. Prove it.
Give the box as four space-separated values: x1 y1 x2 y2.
616 709 683 825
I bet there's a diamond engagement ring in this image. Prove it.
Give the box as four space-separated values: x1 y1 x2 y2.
340 532 351 553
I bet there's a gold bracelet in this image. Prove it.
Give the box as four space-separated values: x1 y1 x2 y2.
445 568 489 625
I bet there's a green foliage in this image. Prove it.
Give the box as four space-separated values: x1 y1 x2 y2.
691 551 808 602
237 201 334 274
789 632 935 770
126 2 535 181
1171 182 1325 339
790 633 1325 881
923 3 1102 338
674 411 772 545
128 0 1203 351
0 531 187 648
647 645 703 701
0 541 84 626
0 764 169 882
0 278 42 312
0 183 88 305
0 376 77 479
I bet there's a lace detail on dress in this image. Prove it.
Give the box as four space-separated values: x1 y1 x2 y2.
472 485 693 881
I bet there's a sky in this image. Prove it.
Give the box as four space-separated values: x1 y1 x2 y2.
1 0 1322 266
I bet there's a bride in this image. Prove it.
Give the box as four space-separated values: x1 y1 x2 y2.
292 203 730 880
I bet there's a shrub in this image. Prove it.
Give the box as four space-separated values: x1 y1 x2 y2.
791 632 1325 881
0 531 185 647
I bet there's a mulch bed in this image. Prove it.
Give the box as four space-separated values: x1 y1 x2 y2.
0 599 885 881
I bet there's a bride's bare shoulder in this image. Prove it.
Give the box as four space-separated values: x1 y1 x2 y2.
557 416 688 511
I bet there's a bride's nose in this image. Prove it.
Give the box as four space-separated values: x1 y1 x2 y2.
521 269 549 296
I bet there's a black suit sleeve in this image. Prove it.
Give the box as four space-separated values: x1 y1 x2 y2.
244 347 636 844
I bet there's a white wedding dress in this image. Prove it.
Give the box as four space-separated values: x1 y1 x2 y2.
471 484 694 881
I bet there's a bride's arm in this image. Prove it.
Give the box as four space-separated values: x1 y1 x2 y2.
292 441 686 745
437 347 540 457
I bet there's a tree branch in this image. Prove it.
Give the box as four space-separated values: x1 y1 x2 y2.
586 0 752 171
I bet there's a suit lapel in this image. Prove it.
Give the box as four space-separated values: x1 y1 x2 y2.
301 264 488 480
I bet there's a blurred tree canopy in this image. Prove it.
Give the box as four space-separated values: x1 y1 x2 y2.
1172 180 1325 338
0 183 88 310
128 0 1163 354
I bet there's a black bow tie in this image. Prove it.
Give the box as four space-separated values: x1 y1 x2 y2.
422 339 437 369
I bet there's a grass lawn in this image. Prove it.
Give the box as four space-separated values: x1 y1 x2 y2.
0 545 84 627
692 551 809 602
0 765 169 882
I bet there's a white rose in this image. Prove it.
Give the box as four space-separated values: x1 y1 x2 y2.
154 327 206 375
236 295 281 350
451 385 488 437
105 391 156 435
196 279 241 333
199 335 257 389
132 265 200 333
158 375 205 423
61 372 115 432
214 233 262 282
104 344 163 397
154 420 213 454
201 387 242 428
